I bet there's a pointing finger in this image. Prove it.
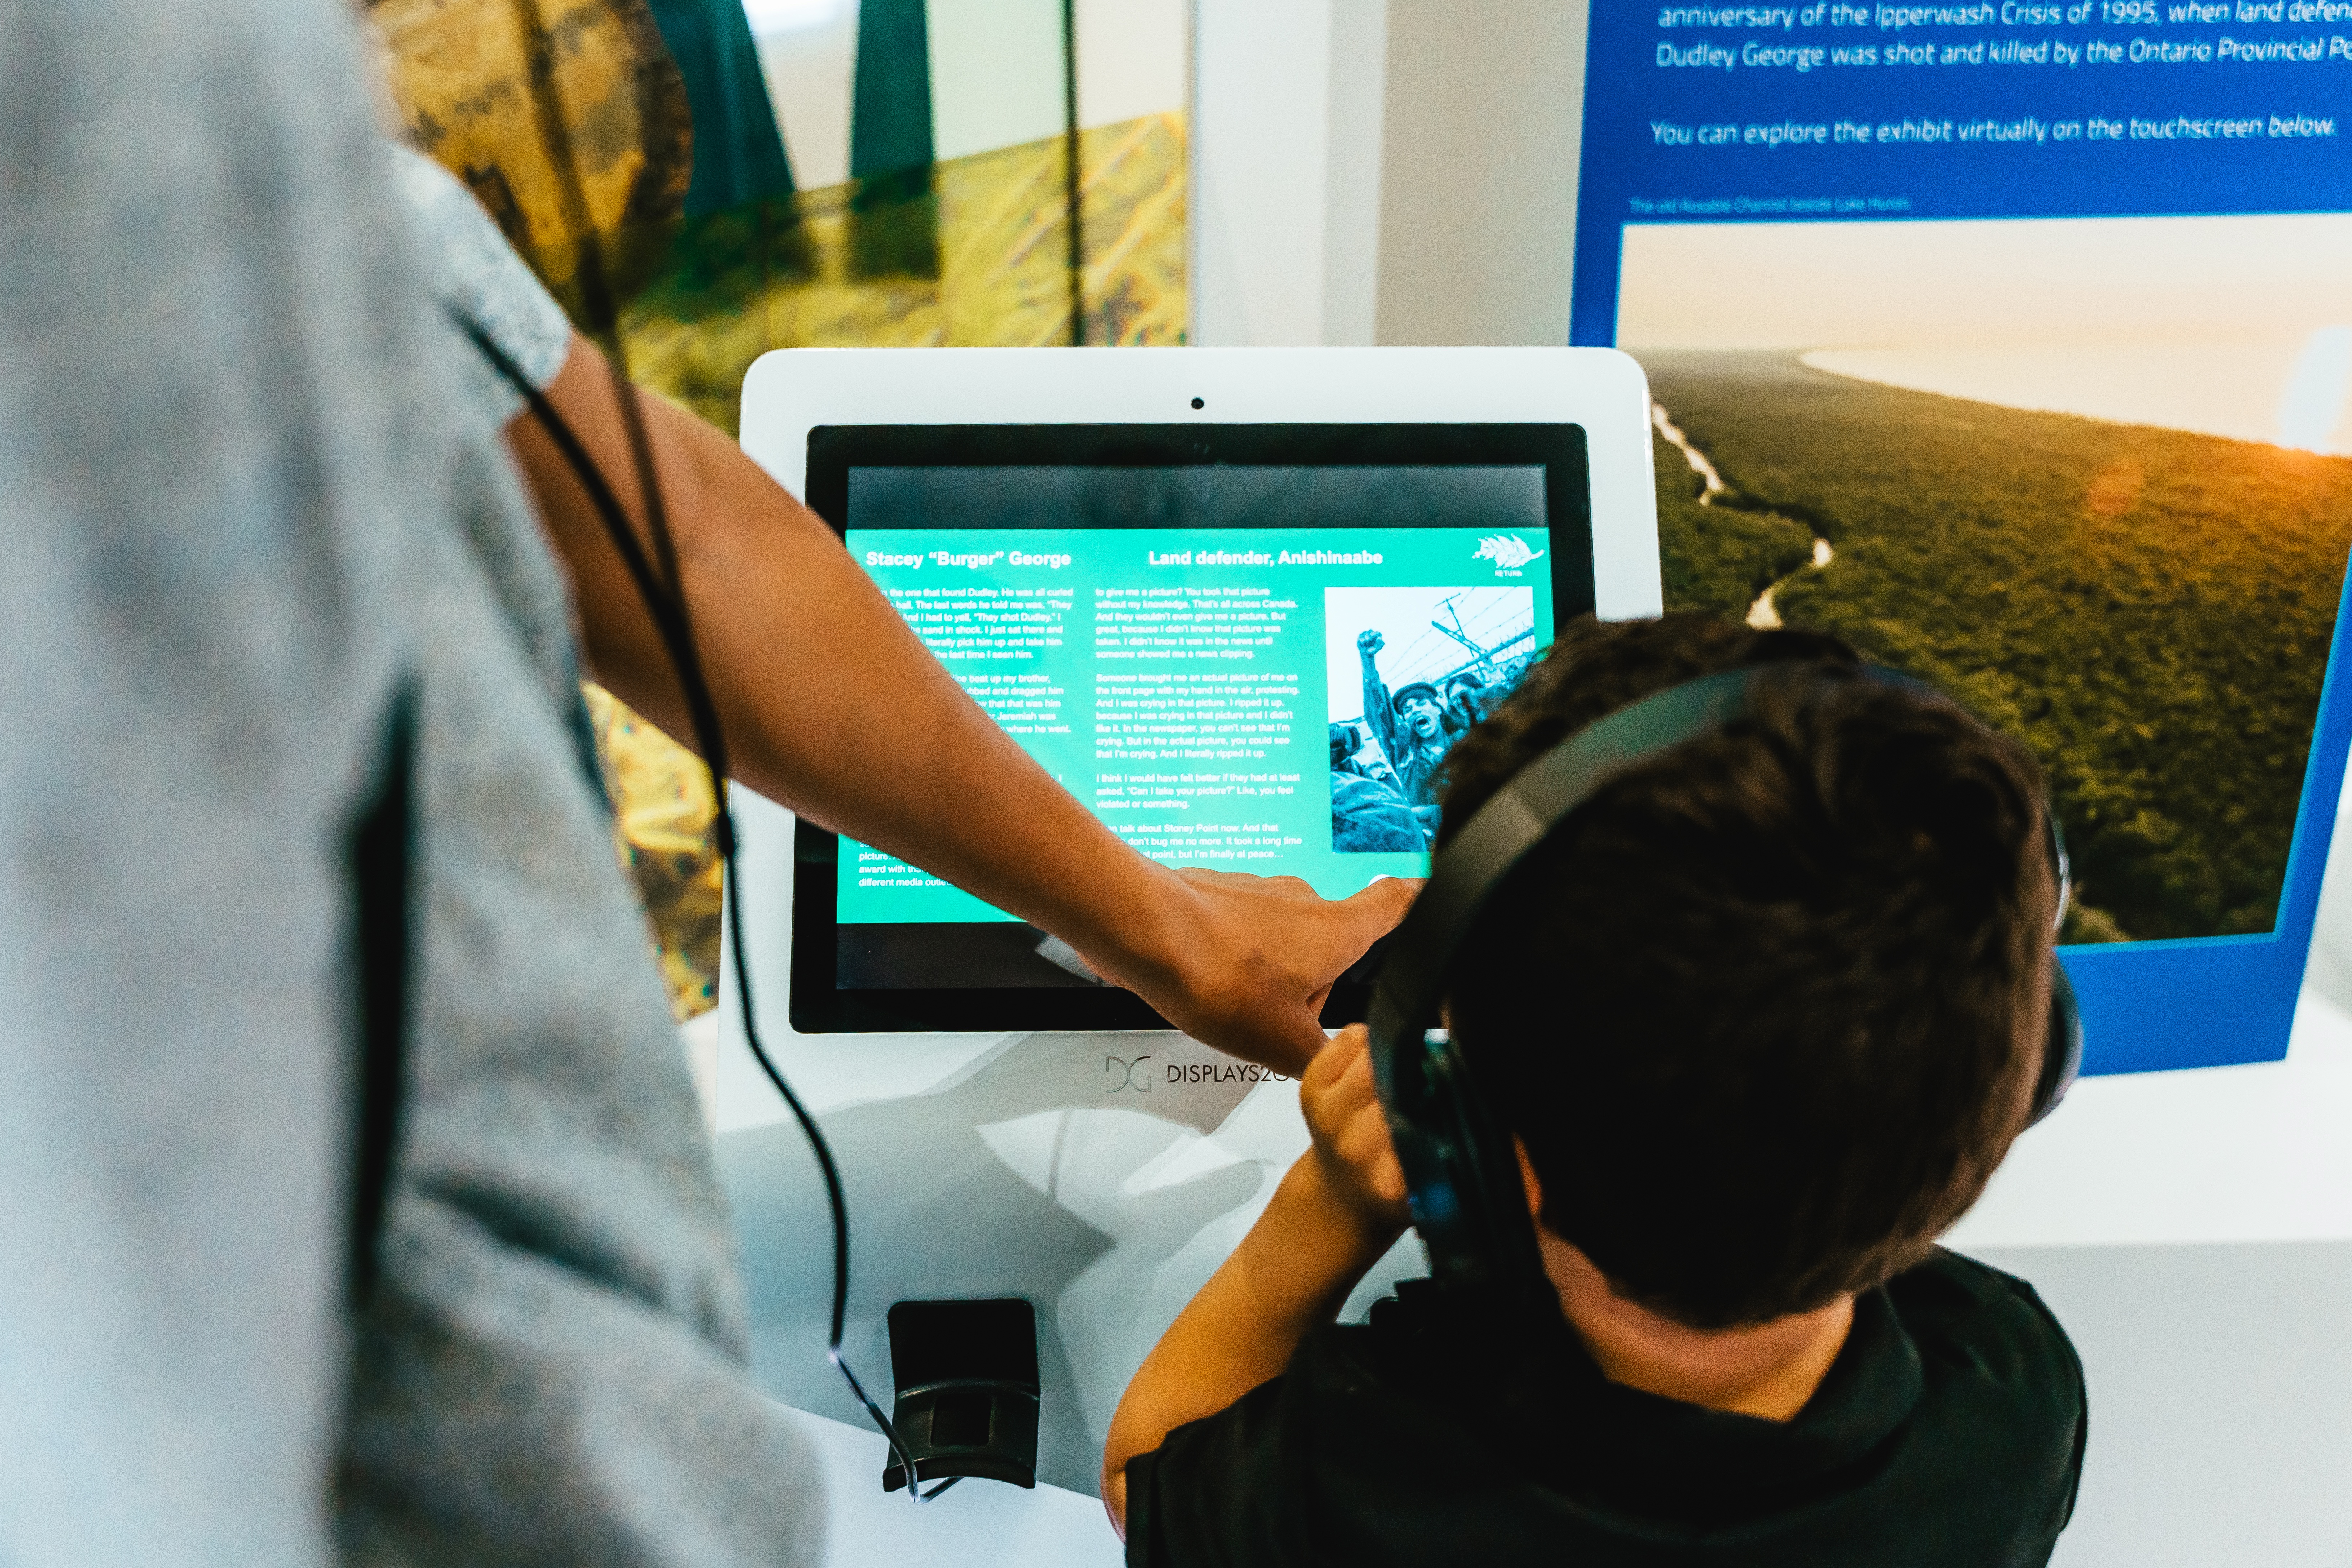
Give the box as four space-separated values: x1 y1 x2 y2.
1342 875 1422 936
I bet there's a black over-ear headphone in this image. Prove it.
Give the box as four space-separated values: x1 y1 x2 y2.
1365 664 2083 1308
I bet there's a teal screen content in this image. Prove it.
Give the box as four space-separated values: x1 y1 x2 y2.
838 465 1558 937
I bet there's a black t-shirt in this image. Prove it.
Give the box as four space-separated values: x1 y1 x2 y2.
1125 1249 2085 1568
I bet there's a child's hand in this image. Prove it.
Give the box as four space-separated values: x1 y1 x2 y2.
1298 1024 1412 1238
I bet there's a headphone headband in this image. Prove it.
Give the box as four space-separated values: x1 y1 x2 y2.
1366 668 1757 1051
1366 660 2081 1306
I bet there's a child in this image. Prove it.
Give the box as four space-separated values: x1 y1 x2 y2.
1105 613 2086 1566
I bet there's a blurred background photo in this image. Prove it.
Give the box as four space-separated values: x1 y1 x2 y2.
360 0 1189 1017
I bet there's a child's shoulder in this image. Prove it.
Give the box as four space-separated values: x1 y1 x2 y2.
1887 1248 2086 1390
1890 1249 2071 1327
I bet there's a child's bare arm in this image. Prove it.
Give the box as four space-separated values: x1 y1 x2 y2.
1101 1025 1412 1535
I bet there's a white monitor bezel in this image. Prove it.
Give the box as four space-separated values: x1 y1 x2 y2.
731 346 1661 1042
741 347 1660 619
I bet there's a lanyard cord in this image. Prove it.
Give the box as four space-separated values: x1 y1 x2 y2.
462 0 957 1501
449 314 955 1505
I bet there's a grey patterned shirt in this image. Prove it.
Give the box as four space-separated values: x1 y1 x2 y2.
0 4 820 1565
386 143 573 427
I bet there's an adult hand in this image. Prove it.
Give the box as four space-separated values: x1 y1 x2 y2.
1299 1025 1411 1237
1357 628 1385 657
1077 871 1419 1078
510 342 1418 1076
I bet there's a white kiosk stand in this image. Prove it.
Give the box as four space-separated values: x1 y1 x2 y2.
716 348 1661 1534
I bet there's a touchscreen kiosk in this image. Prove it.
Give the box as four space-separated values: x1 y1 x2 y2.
737 348 1662 1036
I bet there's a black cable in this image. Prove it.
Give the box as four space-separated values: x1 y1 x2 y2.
1059 0 1085 347
480 0 954 1503
452 318 677 641
459 308 948 1500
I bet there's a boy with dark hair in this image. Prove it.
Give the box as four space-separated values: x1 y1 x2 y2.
1104 612 2087 1566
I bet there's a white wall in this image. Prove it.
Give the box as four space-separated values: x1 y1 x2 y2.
1188 0 1588 348
748 0 1189 192
753 0 860 190
933 0 1193 159
928 0 1064 163
1189 0 1390 346
1972 1241 2352 1568
1373 0 1586 346
1077 0 1189 132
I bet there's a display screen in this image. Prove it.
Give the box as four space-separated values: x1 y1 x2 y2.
790 425 1594 1031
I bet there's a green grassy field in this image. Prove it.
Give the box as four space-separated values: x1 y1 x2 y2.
1639 350 2352 943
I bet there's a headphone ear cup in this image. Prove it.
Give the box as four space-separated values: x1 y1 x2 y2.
1379 1035 1439 1206
2028 958 2084 1127
1383 1030 1552 1297
1377 1029 1551 1300
1378 1029 1475 1260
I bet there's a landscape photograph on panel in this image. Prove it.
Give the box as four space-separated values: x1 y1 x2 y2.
1618 213 2352 945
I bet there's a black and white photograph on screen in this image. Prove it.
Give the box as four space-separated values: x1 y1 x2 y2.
1326 585 1536 852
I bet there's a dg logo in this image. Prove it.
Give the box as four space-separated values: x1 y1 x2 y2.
1105 1054 1155 1093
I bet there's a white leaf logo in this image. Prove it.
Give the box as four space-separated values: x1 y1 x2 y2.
1474 534 1545 570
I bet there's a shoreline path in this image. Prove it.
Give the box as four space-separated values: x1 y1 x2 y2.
1651 400 1833 630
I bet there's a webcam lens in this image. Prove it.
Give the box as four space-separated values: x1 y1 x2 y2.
1190 397 1204 410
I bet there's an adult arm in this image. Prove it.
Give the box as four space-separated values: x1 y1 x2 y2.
1100 1026 1410 1534
508 340 1412 1073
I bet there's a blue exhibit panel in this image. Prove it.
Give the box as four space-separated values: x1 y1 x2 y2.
1571 0 2352 1073
1572 0 2352 343
2061 556 2352 1074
